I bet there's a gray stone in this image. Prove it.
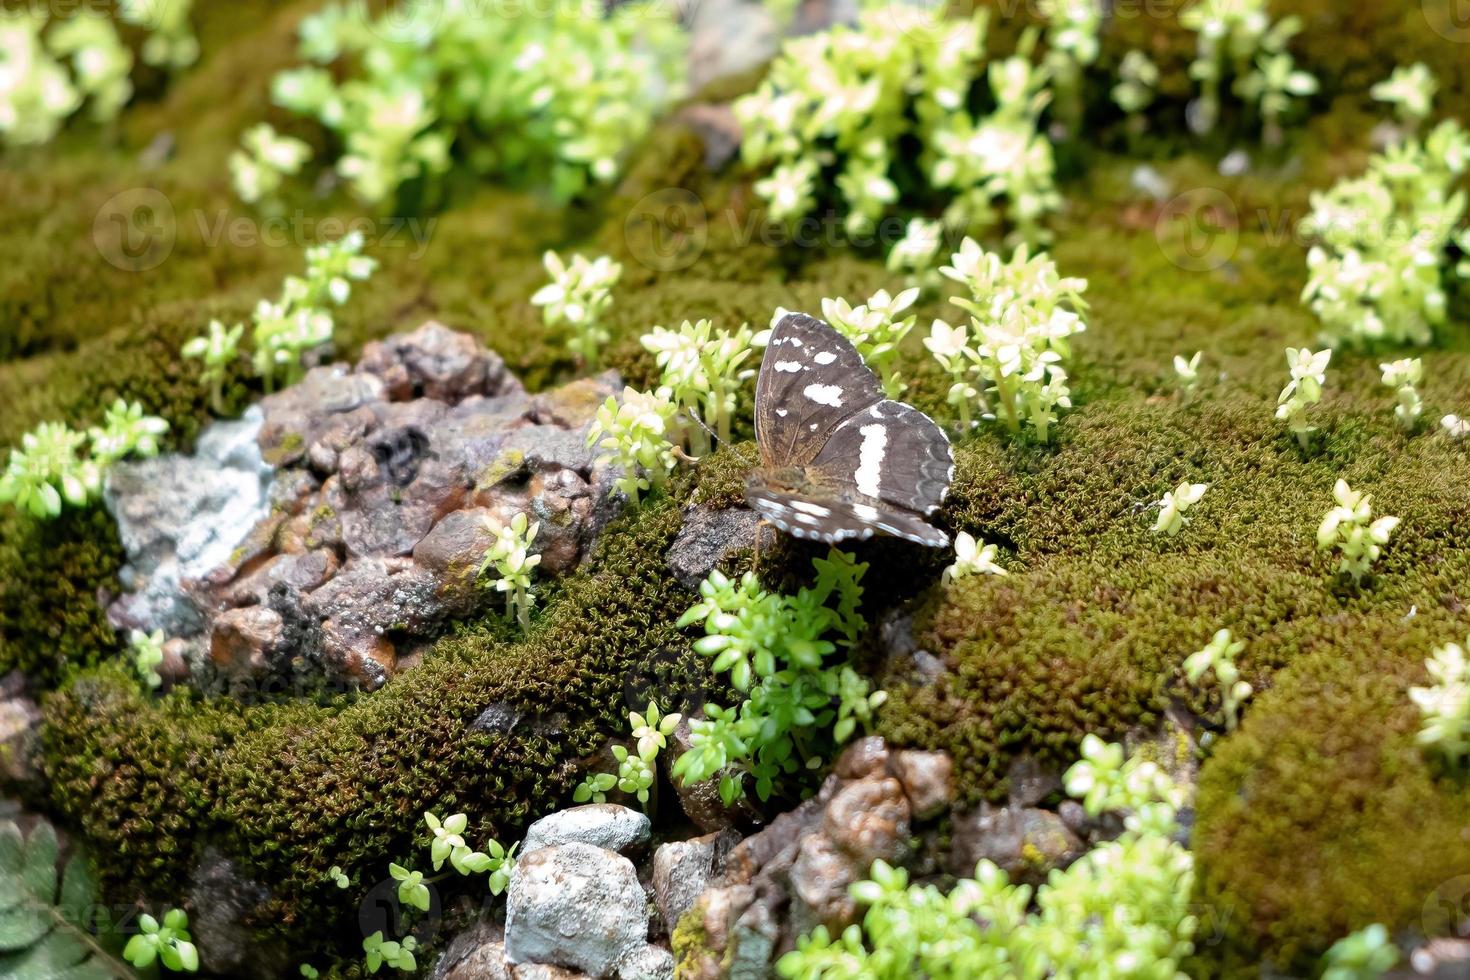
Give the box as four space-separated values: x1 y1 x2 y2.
1005 753 1062 809
187 847 287 980
651 830 739 932
0 672 41 788
616 944 674 980
666 507 760 590
434 917 513 980
471 702 525 735
505 843 649 978
949 804 1083 885
686 0 778 93
521 805 651 857
822 776 911 868
513 965 588 980
104 407 273 636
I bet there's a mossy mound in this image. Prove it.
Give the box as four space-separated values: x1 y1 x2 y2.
3 0 1470 971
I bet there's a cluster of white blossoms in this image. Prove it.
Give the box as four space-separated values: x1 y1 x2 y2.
532 251 623 368
587 387 680 508
1410 638 1470 768
642 319 756 455
1317 479 1400 584
479 512 542 631
1276 347 1332 449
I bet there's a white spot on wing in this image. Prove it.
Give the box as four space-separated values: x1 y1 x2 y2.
854 422 888 498
775 360 803 373
775 408 788 417
853 503 879 520
803 383 844 407
789 501 831 516
814 351 837 365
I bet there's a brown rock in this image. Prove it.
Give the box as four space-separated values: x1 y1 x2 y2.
888 749 953 820
1005 754 1062 809
724 798 825 885
0 672 41 787
220 551 338 609
436 920 513 980
529 371 622 429
822 777 911 869
412 508 495 604
357 320 521 403
833 735 889 780
788 834 858 931
949 804 1084 885
210 607 285 675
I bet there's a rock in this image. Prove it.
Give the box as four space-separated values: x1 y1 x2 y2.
0 672 41 788
104 323 623 692
667 716 756 833
665 507 760 590
187 848 287 979
788 833 858 932
1005 754 1062 809
822 777 911 868
615 944 674 980
521 805 652 857
652 830 739 932
104 407 273 636
686 0 778 93
471 702 525 735
505 843 649 978
949 804 1083 885
435 918 513 980
833 735 889 780
209 607 286 676
676 104 743 171
514 965 589 980
725 797 824 885
357 320 521 403
888 749 953 820
1408 938 1470 978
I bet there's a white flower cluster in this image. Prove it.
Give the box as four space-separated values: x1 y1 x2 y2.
268 0 683 206
738 8 1059 245
532 251 622 368
231 123 313 206
1183 628 1252 731
587 387 680 508
0 11 81 147
819 288 919 398
479 512 541 631
934 238 1089 442
1372 63 1438 130
641 319 755 455
1379 358 1424 432
1409 638 1470 768
1275 347 1331 450
1300 99 1469 348
1181 0 1314 139
1317 479 1399 584
119 0 198 71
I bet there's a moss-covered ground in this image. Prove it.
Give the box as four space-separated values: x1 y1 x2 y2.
3 0 1470 974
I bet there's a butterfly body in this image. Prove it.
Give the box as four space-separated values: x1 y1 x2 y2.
746 312 954 547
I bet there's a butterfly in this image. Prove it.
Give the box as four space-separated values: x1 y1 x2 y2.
745 311 954 547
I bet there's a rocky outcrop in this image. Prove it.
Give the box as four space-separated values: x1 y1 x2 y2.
103 322 624 690
521 804 652 858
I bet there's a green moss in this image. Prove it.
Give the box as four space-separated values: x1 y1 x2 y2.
672 904 715 980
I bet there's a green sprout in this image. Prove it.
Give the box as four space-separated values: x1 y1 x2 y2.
572 772 617 805
531 251 622 368
941 532 1007 585
123 908 199 973
641 319 756 455
420 812 516 892
1112 49 1159 120
587 387 680 508
1317 479 1399 584
363 931 417 974
1153 481 1209 536
388 864 430 913
250 299 333 393
1409 636 1470 769
821 288 919 398
1320 923 1400 980
1238 50 1319 147
231 122 312 206
1040 0 1101 135
295 230 377 308
779 739 1194 978
1379 358 1424 432
1276 346 1331 450
119 0 199 71
940 238 1090 442
182 320 244 415
130 629 166 690
671 552 882 804
89 399 169 466
1174 351 1203 399
478 512 541 631
0 422 99 518
1371 63 1437 131
1183 628 1252 731
579 701 683 810
46 12 133 124
328 865 349 889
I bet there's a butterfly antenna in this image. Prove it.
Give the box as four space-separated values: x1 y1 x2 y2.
679 409 727 459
